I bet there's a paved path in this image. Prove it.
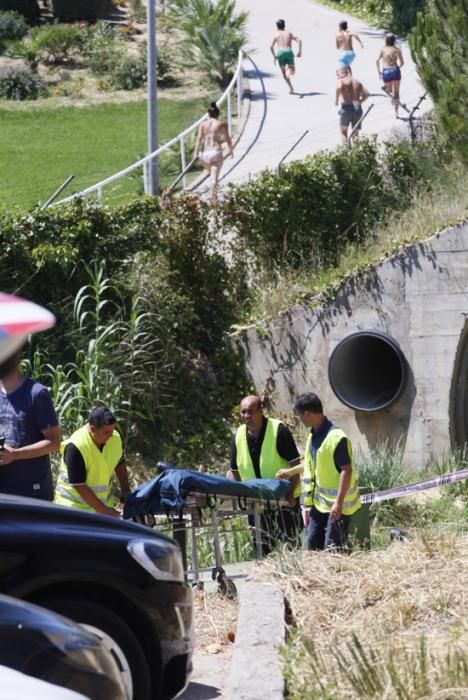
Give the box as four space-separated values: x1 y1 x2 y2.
220 0 430 186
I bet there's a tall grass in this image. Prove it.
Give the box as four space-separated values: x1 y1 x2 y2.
284 630 468 700
23 261 170 455
354 442 468 539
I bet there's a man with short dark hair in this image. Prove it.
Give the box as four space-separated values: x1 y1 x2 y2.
335 65 369 144
228 394 302 554
0 350 60 501
270 18 302 94
276 392 360 551
336 20 363 71
55 406 130 517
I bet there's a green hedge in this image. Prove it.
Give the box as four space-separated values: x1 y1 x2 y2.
218 139 430 270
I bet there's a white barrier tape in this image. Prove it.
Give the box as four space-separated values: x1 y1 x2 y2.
361 468 468 505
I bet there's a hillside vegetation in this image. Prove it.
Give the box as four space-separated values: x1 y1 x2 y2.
1 134 466 477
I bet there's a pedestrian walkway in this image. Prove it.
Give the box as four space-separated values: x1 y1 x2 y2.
219 0 430 187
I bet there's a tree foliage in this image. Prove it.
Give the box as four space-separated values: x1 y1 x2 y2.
167 0 248 87
410 0 468 160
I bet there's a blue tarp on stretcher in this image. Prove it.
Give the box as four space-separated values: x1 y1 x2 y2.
123 467 291 518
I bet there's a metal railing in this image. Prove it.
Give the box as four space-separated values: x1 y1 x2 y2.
54 50 245 207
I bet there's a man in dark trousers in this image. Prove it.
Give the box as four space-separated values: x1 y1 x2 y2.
277 393 361 551
228 394 302 554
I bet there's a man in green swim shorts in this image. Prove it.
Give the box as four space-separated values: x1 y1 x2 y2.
270 19 302 94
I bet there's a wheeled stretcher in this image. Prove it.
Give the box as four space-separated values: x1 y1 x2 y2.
123 462 293 597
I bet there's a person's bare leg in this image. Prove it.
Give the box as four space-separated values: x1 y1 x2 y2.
340 124 348 144
209 164 221 205
281 66 294 94
392 80 401 116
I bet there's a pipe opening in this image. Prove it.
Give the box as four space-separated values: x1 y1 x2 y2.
328 331 407 411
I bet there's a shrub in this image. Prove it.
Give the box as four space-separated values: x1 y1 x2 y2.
29 23 84 64
168 0 248 87
4 37 40 70
156 41 173 84
0 10 28 51
84 39 120 75
218 138 439 270
110 53 146 90
0 64 45 99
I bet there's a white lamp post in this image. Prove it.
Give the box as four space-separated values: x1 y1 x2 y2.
146 0 158 194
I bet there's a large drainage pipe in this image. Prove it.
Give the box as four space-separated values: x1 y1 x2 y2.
328 331 407 411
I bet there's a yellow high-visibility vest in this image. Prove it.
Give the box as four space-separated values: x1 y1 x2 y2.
302 428 360 515
55 425 122 512
235 418 301 497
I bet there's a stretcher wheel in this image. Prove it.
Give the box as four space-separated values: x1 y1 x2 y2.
218 575 237 600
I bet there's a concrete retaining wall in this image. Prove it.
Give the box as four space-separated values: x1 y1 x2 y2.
229 221 468 467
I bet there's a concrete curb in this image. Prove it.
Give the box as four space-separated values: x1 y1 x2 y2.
225 582 285 700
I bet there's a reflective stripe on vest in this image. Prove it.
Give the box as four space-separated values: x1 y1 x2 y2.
302 434 315 507
235 418 301 497
302 428 361 515
55 425 122 512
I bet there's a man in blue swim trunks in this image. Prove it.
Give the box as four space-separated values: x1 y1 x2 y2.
377 33 404 116
270 19 302 94
336 20 363 73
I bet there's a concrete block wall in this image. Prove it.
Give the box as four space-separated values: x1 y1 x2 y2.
229 221 468 467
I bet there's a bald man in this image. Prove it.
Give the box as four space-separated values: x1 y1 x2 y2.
228 395 302 554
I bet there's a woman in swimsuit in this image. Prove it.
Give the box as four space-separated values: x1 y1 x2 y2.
376 33 404 116
194 102 234 204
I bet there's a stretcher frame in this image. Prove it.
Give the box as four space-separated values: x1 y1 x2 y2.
131 491 291 598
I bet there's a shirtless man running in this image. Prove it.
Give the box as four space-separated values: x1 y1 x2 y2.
335 66 369 144
336 20 363 72
376 33 404 116
270 19 302 94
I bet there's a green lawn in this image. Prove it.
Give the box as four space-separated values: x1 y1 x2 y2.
0 97 208 210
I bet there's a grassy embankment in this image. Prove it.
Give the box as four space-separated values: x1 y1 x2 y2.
0 97 208 210
246 160 468 322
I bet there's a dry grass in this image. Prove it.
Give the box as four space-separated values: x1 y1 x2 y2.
253 534 468 699
192 587 238 656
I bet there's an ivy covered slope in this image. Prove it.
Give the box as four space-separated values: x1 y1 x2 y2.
1 136 465 473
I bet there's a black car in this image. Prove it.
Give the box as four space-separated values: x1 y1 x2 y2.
0 494 194 700
0 594 126 699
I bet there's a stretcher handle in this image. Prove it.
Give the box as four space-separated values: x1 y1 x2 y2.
157 460 177 472
205 494 218 510
237 496 247 511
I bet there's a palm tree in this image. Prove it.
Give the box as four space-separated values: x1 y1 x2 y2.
168 0 248 87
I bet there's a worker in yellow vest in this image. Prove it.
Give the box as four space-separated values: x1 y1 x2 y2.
227 394 302 554
276 393 360 551
55 406 130 518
